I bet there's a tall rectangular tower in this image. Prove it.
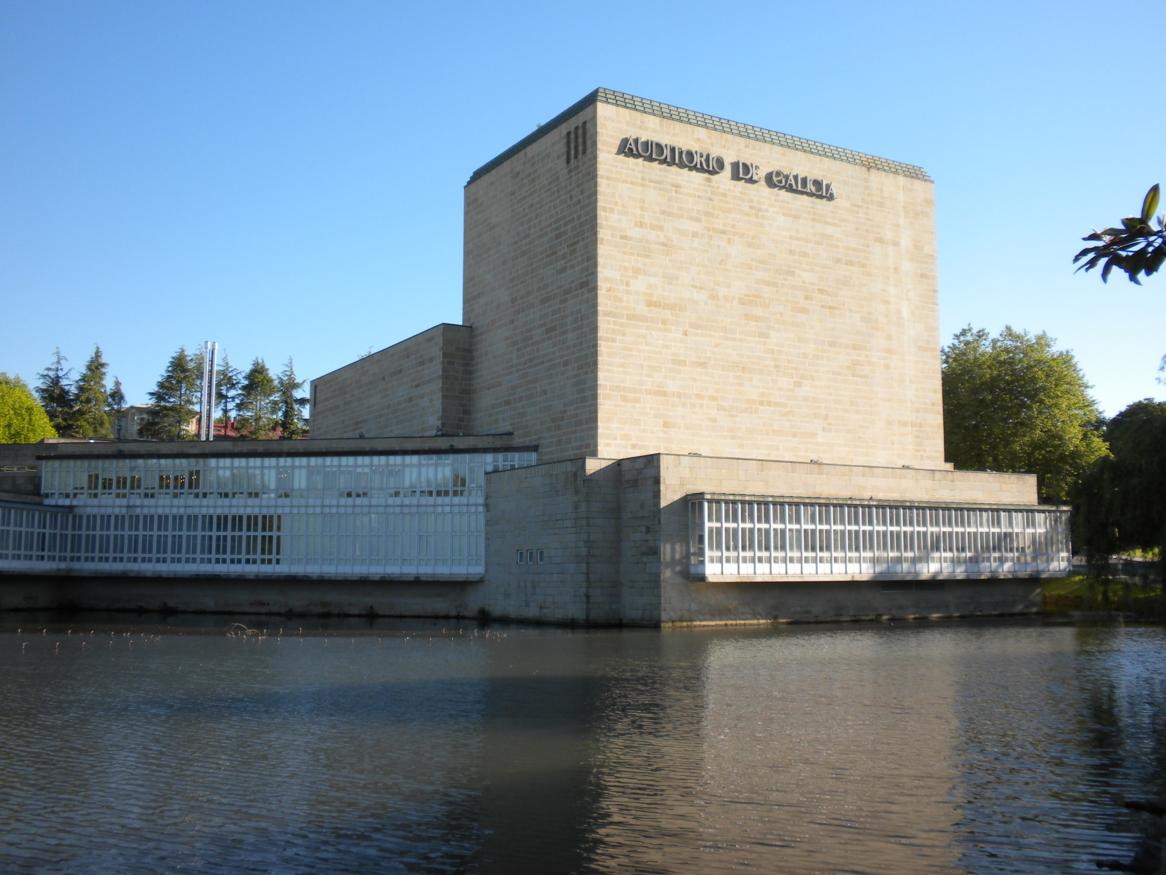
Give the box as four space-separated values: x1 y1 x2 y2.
465 89 945 469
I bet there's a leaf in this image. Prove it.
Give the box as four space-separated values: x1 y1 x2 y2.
1146 244 1166 276
1121 216 1144 232
1141 183 1160 223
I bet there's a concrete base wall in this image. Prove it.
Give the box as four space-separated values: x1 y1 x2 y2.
0 574 482 619
481 459 625 625
666 579 1041 625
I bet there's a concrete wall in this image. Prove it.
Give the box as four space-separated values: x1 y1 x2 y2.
463 103 600 462
481 458 623 625
0 574 481 618
309 324 472 439
0 442 42 496
1 434 523 462
593 101 945 468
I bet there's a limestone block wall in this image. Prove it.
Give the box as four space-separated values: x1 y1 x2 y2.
481 458 623 624
593 101 945 468
309 324 472 438
463 103 600 462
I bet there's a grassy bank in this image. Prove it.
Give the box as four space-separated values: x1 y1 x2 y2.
1042 574 1166 620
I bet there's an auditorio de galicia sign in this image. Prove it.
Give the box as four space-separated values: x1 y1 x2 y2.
617 135 836 201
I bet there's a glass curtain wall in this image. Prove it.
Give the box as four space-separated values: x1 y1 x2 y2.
688 497 1070 579
0 452 534 578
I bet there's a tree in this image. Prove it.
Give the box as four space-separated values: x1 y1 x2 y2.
141 348 199 440
216 355 241 428
35 348 73 435
106 376 127 438
1073 400 1166 583
1075 183 1165 284
70 345 113 438
0 374 57 443
941 326 1109 503
236 358 279 439
276 358 308 440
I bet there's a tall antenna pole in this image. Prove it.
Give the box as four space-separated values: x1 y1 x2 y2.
199 341 218 441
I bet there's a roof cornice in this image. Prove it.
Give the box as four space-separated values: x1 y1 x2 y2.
466 88 931 186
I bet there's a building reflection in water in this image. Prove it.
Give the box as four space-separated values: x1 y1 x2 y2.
2 621 1164 873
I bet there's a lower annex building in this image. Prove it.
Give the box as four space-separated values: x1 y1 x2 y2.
0 89 1069 624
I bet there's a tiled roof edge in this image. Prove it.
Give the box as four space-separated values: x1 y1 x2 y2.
466 88 931 185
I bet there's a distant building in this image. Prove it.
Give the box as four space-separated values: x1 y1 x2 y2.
0 90 1069 624
111 405 154 440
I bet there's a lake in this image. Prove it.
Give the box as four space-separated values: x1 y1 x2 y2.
1 615 1163 873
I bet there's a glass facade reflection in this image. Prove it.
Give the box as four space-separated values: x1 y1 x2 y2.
0 451 535 578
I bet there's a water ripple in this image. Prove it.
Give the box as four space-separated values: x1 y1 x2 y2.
0 620 1163 872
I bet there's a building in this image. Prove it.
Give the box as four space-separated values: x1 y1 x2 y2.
111 405 154 441
0 90 1069 624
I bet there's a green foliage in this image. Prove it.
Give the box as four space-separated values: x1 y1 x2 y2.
70 345 112 438
1073 400 1166 579
1041 574 1164 618
35 348 73 435
141 348 199 440
0 374 57 443
106 376 126 438
941 326 1109 503
1074 183 1166 284
276 358 308 440
106 376 126 418
215 355 241 427
236 358 279 439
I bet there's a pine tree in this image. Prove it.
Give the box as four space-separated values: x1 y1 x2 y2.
216 355 242 430
141 348 199 440
106 377 127 438
35 348 73 436
71 346 113 438
276 357 308 440
236 358 279 439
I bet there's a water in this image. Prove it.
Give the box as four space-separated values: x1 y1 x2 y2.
1 616 1164 873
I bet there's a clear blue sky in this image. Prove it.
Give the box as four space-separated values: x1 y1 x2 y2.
2 1 1163 418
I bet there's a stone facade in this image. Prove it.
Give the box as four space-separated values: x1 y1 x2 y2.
310 324 472 438
592 102 943 468
463 104 599 463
